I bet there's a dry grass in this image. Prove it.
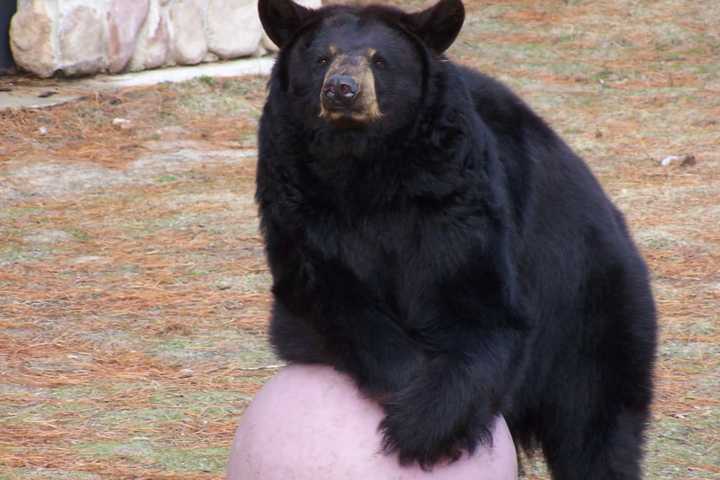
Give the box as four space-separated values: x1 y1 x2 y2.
1 0 719 478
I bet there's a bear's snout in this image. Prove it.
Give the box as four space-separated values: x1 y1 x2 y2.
319 54 382 126
323 74 360 106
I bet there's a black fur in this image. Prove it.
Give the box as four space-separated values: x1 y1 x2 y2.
256 0 657 477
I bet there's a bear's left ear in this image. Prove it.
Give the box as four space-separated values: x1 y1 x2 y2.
406 0 465 54
258 0 314 49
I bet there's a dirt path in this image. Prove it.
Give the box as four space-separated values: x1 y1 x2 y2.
1 1 719 478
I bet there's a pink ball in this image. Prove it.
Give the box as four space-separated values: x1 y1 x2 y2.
227 365 518 479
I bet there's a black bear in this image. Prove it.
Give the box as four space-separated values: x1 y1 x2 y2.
256 0 657 478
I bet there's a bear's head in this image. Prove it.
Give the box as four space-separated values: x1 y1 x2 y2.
259 0 465 133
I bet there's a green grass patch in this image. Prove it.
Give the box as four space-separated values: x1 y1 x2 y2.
0 469 101 480
156 174 179 183
151 329 276 367
150 389 250 410
87 407 186 430
64 227 90 242
156 447 229 473
74 440 228 474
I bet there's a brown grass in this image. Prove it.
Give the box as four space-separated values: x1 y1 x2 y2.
1 0 719 478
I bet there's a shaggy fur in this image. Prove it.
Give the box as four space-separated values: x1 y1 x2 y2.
256 0 657 477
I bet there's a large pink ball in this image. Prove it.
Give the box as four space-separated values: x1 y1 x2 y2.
227 365 517 479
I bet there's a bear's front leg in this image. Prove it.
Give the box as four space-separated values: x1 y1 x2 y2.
379 328 525 470
324 303 429 398
267 236 427 397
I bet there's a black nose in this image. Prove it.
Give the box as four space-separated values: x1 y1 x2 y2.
323 75 359 106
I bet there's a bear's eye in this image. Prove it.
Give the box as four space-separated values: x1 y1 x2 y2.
317 57 330 66
372 55 387 68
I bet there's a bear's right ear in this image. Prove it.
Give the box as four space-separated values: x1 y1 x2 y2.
259 0 314 49
407 0 465 54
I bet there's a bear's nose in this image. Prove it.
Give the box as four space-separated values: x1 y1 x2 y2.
323 75 359 106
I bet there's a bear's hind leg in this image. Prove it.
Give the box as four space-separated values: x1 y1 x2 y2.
541 405 650 480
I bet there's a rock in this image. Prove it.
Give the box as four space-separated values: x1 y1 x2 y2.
659 154 697 168
203 51 220 63
660 155 681 167
58 5 109 76
112 117 132 129
10 0 287 77
169 0 208 65
129 0 171 71
680 154 697 167
107 0 150 73
9 1 56 78
260 34 279 54
207 0 262 59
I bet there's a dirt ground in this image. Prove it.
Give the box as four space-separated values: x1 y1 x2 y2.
1 0 718 478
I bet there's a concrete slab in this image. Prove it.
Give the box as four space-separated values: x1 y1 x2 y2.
0 57 275 111
86 57 275 89
0 90 80 110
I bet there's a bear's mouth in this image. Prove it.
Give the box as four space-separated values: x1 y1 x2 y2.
319 107 378 129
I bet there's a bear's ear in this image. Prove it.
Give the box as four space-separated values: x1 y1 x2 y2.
406 0 465 54
258 0 314 49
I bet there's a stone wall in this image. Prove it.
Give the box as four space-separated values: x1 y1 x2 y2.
9 0 321 78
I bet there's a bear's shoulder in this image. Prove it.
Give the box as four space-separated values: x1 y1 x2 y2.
450 64 552 138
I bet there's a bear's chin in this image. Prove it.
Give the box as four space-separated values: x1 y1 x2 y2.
320 108 381 130
309 124 380 162
325 116 368 130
